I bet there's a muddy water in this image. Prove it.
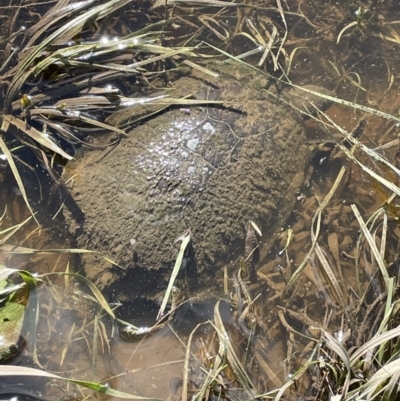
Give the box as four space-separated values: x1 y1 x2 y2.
1 0 400 400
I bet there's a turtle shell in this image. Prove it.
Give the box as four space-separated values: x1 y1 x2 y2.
64 64 308 301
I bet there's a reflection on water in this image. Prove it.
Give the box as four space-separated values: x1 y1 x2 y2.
1 0 400 400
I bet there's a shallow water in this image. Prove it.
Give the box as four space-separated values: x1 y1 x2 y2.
1 0 400 400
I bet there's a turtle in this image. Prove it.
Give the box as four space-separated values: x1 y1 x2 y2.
63 62 314 303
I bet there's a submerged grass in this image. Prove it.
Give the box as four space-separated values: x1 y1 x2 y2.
0 220 146 398
2 0 400 400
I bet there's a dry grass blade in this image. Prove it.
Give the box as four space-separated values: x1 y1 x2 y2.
0 207 6 221
277 309 316 341
4 115 73 160
375 308 395 369
157 232 191 321
292 84 400 123
315 125 400 198
0 125 39 226
213 300 256 396
254 351 282 388
5 0 134 109
152 0 245 8
271 344 319 401
0 244 120 267
315 244 348 315
285 166 346 291
322 330 351 395
126 48 192 72
60 323 75 367
220 45 265 64
99 319 111 354
181 323 203 401
72 113 126 136
270 360 318 401
32 43 98 75
380 211 388 261
373 31 400 45
375 278 395 340
351 204 390 290
0 215 32 245
194 365 226 401
352 159 400 198
192 338 226 401
327 232 345 285
320 111 400 178
92 313 99 374
205 43 400 124
274 0 288 69
350 325 400 366
381 373 400 401
28 286 44 369
323 330 351 372
40 119 115 149
348 359 400 400
249 220 262 236
337 21 358 44
25 0 97 47
42 272 115 319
